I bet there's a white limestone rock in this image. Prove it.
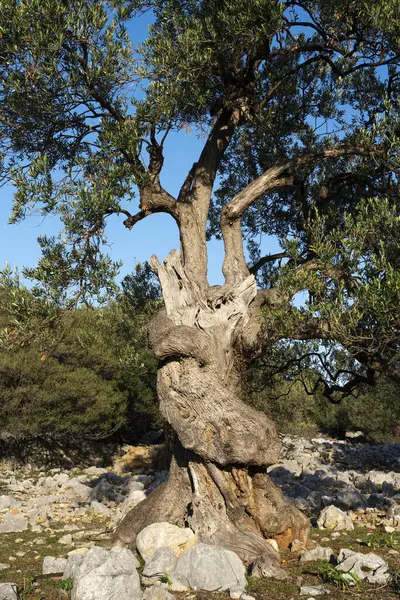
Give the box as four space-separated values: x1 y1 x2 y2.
136 522 196 561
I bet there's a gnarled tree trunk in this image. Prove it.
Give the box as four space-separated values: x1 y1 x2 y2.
114 250 309 561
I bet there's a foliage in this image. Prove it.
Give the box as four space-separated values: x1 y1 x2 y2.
58 578 74 595
1 0 400 405
317 561 359 590
245 355 400 442
364 530 400 550
0 263 160 440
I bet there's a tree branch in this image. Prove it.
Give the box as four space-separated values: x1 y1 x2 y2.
223 145 384 222
249 252 290 275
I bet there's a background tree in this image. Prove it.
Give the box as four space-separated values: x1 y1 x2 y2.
0 263 160 440
1 0 400 559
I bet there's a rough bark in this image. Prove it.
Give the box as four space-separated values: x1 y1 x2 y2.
114 250 309 560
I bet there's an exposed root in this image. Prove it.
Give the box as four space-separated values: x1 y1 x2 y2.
113 446 309 561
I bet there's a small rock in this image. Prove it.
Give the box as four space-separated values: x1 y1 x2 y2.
90 501 112 517
0 583 18 600
300 546 334 563
58 534 73 545
0 496 20 511
63 555 85 580
83 467 108 476
136 522 196 561
0 565 10 571
300 585 330 596
249 552 289 581
0 513 28 533
43 556 68 575
336 548 391 584
290 539 306 553
335 491 367 511
317 506 354 532
266 539 279 552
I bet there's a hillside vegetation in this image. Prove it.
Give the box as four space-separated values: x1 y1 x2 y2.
0 264 399 444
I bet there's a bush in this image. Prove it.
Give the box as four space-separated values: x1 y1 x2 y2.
245 374 400 443
0 349 127 437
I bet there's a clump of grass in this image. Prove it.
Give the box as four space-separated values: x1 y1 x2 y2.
317 561 359 590
59 577 73 595
364 530 400 550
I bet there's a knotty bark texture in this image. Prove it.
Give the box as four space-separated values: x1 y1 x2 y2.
114 250 309 561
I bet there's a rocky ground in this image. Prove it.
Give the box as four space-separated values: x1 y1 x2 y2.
0 435 399 599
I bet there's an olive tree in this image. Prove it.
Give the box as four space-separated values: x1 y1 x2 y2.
1 0 400 559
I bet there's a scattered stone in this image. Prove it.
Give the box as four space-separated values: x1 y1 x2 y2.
317 506 354 531
290 538 306 553
171 543 246 593
83 467 107 476
90 501 112 517
249 551 289 581
0 496 19 511
0 583 18 600
58 534 73 545
43 556 68 575
0 565 10 571
136 522 196 561
71 546 141 600
300 585 330 596
300 546 334 563
0 513 28 533
336 548 391 584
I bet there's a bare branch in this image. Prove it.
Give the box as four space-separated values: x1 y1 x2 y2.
249 252 290 274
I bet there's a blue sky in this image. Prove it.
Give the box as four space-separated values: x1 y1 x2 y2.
0 129 229 285
0 8 275 288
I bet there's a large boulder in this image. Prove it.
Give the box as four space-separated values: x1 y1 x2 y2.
136 523 196 561
171 544 246 593
317 505 354 531
143 547 178 579
71 546 141 600
336 548 391 584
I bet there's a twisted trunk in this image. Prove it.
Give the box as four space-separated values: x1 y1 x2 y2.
114 250 309 561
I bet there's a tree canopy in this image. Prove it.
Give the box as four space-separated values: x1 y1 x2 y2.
1 0 400 397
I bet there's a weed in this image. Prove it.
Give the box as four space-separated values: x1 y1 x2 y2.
59 577 73 595
317 561 360 590
365 530 400 549
17 577 37 599
160 572 173 586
